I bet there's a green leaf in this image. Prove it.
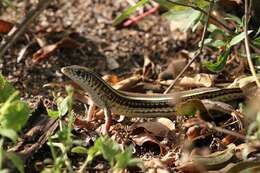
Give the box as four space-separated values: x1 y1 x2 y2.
100 137 120 165
57 97 69 117
163 9 201 31
254 26 260 38
0 74 18 103
71 146 88 154
114 146 141 170
194 0 209 8
211 40 226 48
0 128 17 142
46 109 59 119
253 36 260 46
0 138 4 169
0 169 9 173
203 48 231 72
113 0 149 26
225 13 242 25
6 152 24 173
86 137 102 164
229 31 253 47
154 0 185 10
0 92 30 132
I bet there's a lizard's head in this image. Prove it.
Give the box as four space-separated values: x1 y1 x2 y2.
61 65 95 85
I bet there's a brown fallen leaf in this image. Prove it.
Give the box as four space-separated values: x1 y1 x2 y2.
131 133 165 155
143 158 170 173
235 142 260 160
177 161 207 173
113 75 142 91
131 120 172 138
32 37 82 62
159 51 189 80
74 117 95 131
142 55 156 79
33 44 58 62
0 19 13 34
102 74 120 85
179 74 216 88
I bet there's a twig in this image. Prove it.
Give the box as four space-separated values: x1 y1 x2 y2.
123 4 160 27
0 0 52 62
244 0 260 87
164 0 214 94
206 122 247 140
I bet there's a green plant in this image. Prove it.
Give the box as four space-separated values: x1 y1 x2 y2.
0 73 30 173
114 0 260 73
42 86 75 173
72 136 142 173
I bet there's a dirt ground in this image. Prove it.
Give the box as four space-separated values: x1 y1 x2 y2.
0 0 188 98
1 1 256 173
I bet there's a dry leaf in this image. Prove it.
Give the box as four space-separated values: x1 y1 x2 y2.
33 44 58 62
156 118 175 131
131 133 165 155
0 19 13 34
144 158 170 173
177 161 207 173
159 51 189 80
113 75 142 91
191 144 236 170
142 55 156 79
178 74 216 88
132 121 172 137
106 56 119 70
32 37 82 62
102 74 120 85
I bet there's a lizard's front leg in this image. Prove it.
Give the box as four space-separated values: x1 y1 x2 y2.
102 107 112 135
86 99 96 122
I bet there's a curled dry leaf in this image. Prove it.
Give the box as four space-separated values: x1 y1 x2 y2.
226 161 260 173
0 19 13 34
33 44 58 62
179 74 216 88
131 133 165 155
113 75 142 91
229 74 260 89
156 118 175 131
131 119 173 137
32 37 82 62
191 144 236 170
235 142 260 160
142 55 156 79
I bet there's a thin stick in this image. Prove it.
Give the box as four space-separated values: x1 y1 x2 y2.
0 0 52 61
123 4 160 27
164 0 214 94
206 122 247 140
244 0 260 87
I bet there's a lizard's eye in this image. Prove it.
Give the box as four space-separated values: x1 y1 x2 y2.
75 69 83 77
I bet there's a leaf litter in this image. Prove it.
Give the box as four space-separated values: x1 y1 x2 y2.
0 0 260 172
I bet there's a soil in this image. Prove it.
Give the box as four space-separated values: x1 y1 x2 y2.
0 0 255 173
0 0 187 99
